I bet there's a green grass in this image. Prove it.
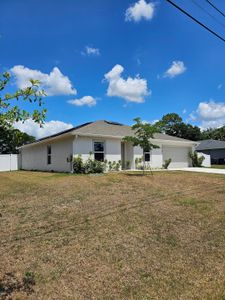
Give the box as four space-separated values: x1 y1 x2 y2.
211 164 225 169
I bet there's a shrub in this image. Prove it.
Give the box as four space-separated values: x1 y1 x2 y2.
189 151 205 167
73 155 84 173
107 160 121 171
73 155 106 174
135 157 143 170
163 158 172 169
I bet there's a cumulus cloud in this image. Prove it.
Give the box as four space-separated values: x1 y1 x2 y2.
191 101 225 129
14 119 73 139
197 101 225 120
82 46 100 56
10 65 77 96
104 64 150 103
68 96 96 107
164 61 186 78
125 0 155 22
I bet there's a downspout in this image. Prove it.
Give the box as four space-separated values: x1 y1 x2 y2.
71 134 78 173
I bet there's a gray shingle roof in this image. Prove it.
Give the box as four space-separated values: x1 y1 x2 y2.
73 120 194 142
20 120 196 148
196 139 225 151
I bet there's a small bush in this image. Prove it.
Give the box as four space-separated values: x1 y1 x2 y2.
163 158 172 169
73 155 85 173
73 155 105 174
107 160 121 171
135 157 143 170
189 151 205 167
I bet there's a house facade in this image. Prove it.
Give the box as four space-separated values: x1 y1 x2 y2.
196 139 225 165
19 120 197 172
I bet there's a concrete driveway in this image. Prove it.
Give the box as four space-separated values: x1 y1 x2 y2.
170 167 225 175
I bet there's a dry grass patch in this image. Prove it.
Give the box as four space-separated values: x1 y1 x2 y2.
0 171 225 299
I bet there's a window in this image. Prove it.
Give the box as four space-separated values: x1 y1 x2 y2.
144 153 150 162
47 145 51 165
144 149 150 162
94 141 104 161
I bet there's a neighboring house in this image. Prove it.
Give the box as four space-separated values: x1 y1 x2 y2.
19 120 197 172
196 139 225 165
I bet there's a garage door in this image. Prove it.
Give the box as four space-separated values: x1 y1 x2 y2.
163 146 191 168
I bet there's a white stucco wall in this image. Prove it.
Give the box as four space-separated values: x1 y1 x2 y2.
21 137 73 172
73 136 122 163
133 144 163 169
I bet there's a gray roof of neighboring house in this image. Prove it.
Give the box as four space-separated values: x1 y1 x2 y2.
196 139 225 151
20 120 196 148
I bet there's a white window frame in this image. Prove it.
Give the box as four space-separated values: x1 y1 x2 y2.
93 140 105 161
47 145 52 165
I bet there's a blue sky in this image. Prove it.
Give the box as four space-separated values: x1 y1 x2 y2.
1 0 225 138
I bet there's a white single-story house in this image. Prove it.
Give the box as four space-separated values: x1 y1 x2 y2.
19 120 197 172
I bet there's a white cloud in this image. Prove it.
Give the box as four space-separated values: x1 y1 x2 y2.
104 64 150 103
125 0 155 22
68 96 96 107
191 101 225 129
217 83 223 90
164 61 186 78
10 65 77 96
82 46 100 56
14 119 73 139
197 101 225 120
201 119 225 129
182 109 187 114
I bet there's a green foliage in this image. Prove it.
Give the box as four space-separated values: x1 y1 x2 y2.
201 126 225 141
73 155 85 173
123 118 159 173
0 123 35 153
0 71 46 125
135 157 143 170
156 113 202 141
107 160 121 171
162 158 172 169
73 155 106 174
22 272 36 288
123 117 159 152
189 151 205 167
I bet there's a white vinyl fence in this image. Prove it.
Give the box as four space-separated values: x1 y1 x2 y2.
0 154 19 172
197 152 211 167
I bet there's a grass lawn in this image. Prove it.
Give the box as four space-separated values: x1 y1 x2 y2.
0 171 225 299
211 164 225 169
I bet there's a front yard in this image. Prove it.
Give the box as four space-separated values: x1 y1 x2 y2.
0 171 225 299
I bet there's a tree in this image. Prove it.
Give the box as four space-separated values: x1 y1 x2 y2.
156 113 182 136
123 118 159 174
0 72 46 125
0 124 35 154
201 126 225 141
156 113 202 141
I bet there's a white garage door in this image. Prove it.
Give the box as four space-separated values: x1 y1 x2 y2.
163 146 191 168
